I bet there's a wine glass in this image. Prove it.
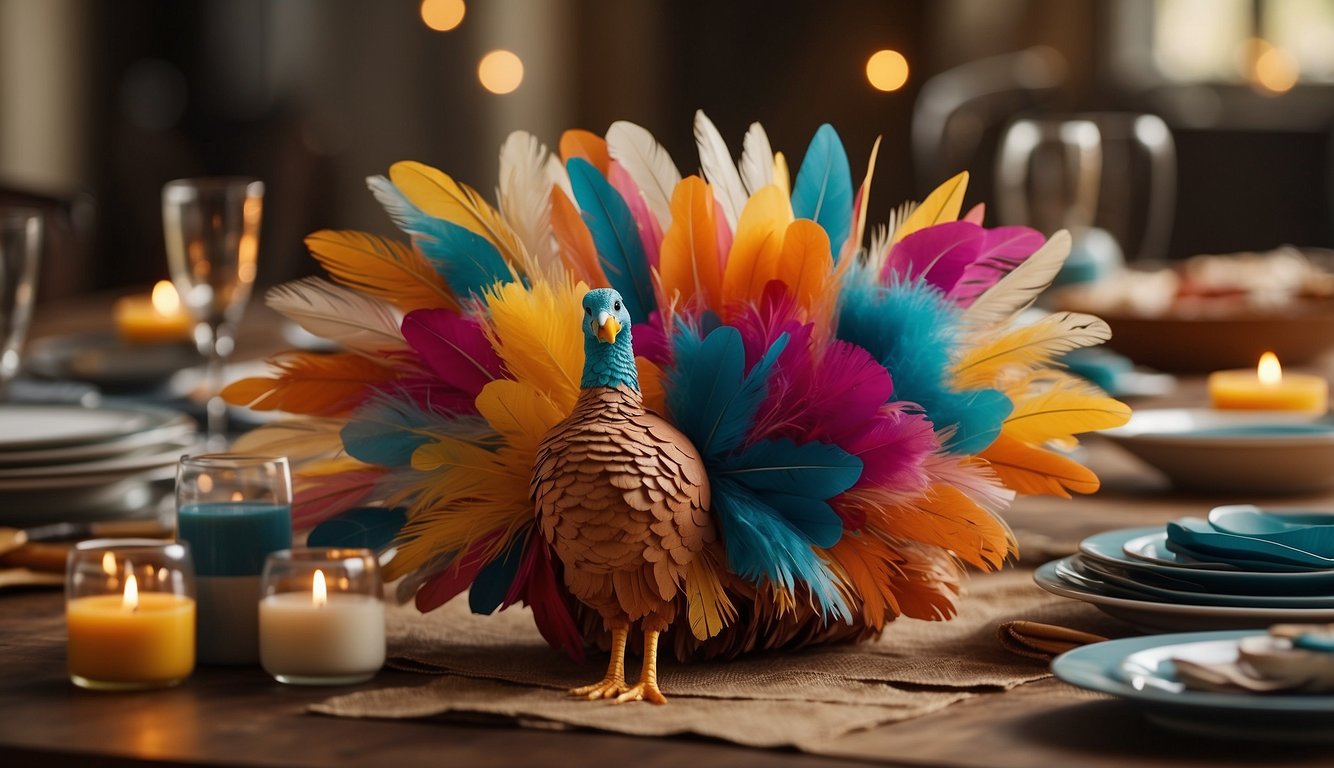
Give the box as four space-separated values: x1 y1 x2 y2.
175 453 292 666
163 177 264 448
0 207 42 397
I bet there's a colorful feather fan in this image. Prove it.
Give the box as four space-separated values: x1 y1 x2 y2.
225 115 1129 704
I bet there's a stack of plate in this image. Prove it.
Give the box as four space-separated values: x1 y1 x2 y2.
1036 508 1334 631
0 403 197 526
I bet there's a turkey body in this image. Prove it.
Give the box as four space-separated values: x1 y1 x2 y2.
533 385 714 634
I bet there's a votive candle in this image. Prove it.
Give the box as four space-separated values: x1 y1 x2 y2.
1209 352 1328 412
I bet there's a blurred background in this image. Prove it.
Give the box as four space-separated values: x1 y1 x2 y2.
2 0 1334 301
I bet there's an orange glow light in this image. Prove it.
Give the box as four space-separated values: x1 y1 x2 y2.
1257 351 1282 386
478 50 524 94
420 0 465 32
866 49 909 92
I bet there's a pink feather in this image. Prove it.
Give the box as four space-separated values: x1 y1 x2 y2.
630 312 672 365
883 221 984 293
503 539 586 662
843 405 936 490
608 160 663 269
292 469 384 528
948 226 1046 307
963 203 986 225
415 533 500 612
400 309 506 403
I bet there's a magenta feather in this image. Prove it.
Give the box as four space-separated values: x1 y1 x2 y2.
292 468 384 528
883 221 985 293
415 533 499 612
608 161 663 270
630 312 672 365
790 340 895 444
842 404 936 490
948 225 1046 307
503 539 585 662
400 309 505 404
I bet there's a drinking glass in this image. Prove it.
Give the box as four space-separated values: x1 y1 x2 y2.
163 178 264 447
0 207 42 396
175 453 292 665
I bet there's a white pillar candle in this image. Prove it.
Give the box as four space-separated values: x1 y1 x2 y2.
259 583 385 685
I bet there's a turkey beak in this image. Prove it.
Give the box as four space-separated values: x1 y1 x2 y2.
596 311 621 344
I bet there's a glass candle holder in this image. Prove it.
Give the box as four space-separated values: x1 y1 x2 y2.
66 539 196 691
259 548 385 686
176 454 292 666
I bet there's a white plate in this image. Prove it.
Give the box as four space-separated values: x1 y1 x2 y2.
0 438 198 490
1101 408 1334 494
0 415 194 467
1035 559 1334 631
0 403 185 451
1054 631 1334 742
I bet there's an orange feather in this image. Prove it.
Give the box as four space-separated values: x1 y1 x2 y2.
659 176 723 310
777 219 832 314
980 434 1100 499
304 230 454 313
559 129 610 175
721 185 791 310
550 187 609 287
221 352 397 417
854 484 1015 572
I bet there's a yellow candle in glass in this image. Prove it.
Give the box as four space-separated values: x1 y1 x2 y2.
114 280 194 344
67 573 196 690
1208 352 1328 412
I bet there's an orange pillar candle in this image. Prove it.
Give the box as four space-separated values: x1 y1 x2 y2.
114 280 194 344
66 540 197 690
1209 352 1328 412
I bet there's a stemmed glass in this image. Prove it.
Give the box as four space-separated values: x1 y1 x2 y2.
163 177 264 448
0 207 42 398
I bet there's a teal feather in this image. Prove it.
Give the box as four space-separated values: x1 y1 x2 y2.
469 535 526 615
837 273 1011 454
665 324 788 460
307 506 407 551
711 477 852 621
567 158 655 323
790 124 853 256
365 175 511 296
343 395 492 468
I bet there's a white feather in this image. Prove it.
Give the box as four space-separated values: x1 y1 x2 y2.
366 175 420 235
266 277 407 354
693 109 748 231
497 131 559 275
546 154 572 202
740 121 774 196
605 120 680 232
962 230 1073 328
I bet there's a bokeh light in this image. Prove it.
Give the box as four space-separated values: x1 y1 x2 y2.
866 49 909 92
478 50 524 94
420 0 465 32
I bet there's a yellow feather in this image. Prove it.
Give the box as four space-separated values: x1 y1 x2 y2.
953 311 1111 389
475 379 567 454
388 160 533 278
891 171 969 245
981 434 1100 499
846 135 882 260
304 230 454 313
231 418 349 464
772 151 791 197
685 550 736 640
483 279 588 412
659 176 722 310
721 185 792 309
778 219 832 314
1003 373 1132 445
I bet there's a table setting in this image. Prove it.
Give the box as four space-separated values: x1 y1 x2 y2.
5 111 1334 768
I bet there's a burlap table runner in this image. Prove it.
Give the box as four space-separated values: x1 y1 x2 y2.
313 569 1128 752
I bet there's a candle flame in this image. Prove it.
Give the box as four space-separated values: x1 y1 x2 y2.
123 572 139 612
1258 351 1282 386
102 551 117 576
312 569 328 608
151 280 181 316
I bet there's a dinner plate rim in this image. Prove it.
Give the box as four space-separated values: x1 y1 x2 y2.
1081 527 1334 585
1101 407 1334 446
1035 559 1334 620
0 402 187 451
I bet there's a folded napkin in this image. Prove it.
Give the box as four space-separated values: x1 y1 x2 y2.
995 621 1108 661
1174 624 1334 694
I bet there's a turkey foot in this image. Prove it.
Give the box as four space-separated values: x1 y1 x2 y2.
570 624 629 700
615 629 668 705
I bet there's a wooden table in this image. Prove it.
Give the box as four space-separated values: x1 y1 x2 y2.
6 303 1334 766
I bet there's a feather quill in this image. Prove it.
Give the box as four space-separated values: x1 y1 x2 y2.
845 136 881 261
605 120 681 233
694 110 748 231
953 311 1110 388
266 277 407 355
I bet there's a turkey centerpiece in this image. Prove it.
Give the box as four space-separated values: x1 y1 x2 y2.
225 113 1130 704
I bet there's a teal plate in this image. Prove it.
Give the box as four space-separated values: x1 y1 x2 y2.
1034 560 1334 631
1053 631 1334 742
1080 527 1334 595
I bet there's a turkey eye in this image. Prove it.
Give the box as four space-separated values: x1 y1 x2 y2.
613 301 621 311
584 306 591 315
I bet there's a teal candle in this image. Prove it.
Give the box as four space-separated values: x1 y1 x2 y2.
178 502 292 576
